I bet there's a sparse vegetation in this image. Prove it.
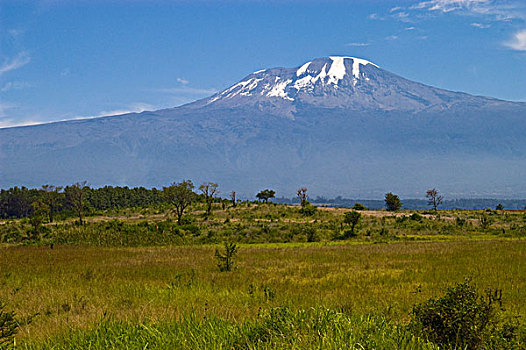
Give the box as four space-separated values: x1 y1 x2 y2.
215 242 239 272
1 182 525 348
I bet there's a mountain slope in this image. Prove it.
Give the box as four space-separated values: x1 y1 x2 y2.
0 57 525 197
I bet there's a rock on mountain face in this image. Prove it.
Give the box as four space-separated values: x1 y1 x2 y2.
0 56 525 198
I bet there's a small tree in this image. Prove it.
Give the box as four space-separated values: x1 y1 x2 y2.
385 192 402 211
230 191 237 208
65 181 89 225
426 188 443 212
41 185 63 223
199 182 218 216
496 203 504 210
163 180 196 225
256 189 276 203
344 211 361 237
29 200 48 239
215 242 238 272
297 187 308 208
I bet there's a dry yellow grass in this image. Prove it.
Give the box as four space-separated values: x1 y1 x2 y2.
1 240 524 342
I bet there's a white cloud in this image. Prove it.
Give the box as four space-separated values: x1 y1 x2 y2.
86 103 155 118
0 102 157 129
471 22 491 28
405 26 416 30
177 77 189 85
411 0 526 20
504 29 526 51
0 52 31 76
345 42 370 47
1 81 33 92
386 35 399 40
0 118 42 129
60 68 71 77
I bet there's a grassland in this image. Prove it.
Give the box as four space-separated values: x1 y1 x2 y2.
0 203 525 348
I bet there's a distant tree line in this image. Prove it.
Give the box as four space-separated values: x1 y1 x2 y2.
0 184 166 220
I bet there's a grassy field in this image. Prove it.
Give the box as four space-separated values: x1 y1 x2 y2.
1 203 525 348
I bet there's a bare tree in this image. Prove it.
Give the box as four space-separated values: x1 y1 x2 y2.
65 181 89 225
230 191 236 208
163 180 196 225
297 187 308 208
426 188 443 212
199 182 218 216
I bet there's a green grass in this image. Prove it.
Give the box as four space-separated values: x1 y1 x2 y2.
23 308 440 350
1 240 525 347
1 203 525 348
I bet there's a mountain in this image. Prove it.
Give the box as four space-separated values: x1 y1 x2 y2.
1 56 525 198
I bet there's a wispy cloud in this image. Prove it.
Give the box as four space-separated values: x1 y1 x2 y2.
0 102 157 129
177 77 189 85
471 22 491 28
345 42 370 47
0 102 42 128
0 118 43 129
504 29 526 50
386 35 399 40
410 0 526 20
0 52 31 76
84 103 155 119
1 81 33 92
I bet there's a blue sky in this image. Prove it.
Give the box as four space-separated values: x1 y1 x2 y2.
1 0 526 128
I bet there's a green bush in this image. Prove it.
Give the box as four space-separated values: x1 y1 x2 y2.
351 202 367 210
409 280 520 349
299 204 317 216
0 301 18 347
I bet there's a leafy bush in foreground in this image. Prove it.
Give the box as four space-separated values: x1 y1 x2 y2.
0 301 18 348
409 280 523 349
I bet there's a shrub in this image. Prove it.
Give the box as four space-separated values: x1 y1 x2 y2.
479 214 492 229
215 242 239 272
409 279 515 349
351 202 367 210
299 204 317 216
0 301 18 347
410 213 423 221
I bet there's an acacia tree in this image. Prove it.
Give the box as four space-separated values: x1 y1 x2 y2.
297 187 308 208
199 182 218 216
41 184 63 223
65 181 89 225
256 189 276 203
164 180 196 224
426 188 443 212
344 211 361 237
385 192 402 211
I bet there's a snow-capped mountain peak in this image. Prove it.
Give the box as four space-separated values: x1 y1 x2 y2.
201 55 502 117
207 56 381 105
